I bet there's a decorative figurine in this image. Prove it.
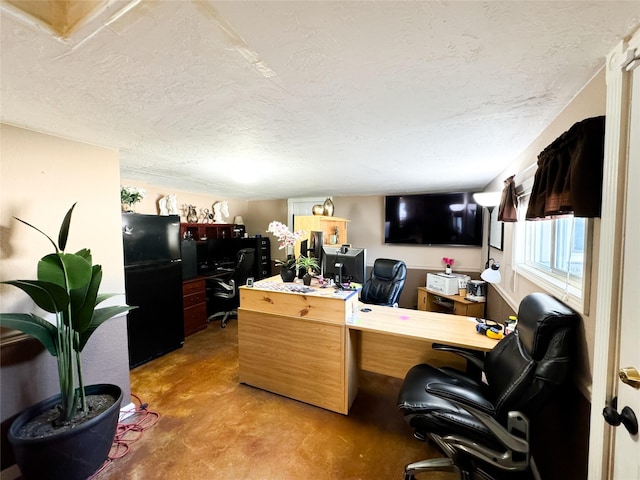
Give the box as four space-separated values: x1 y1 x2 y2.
213 200 229 223
202 208 214 224
186 205 198 223
159 194 178 215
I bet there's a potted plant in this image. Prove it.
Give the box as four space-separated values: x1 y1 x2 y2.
296 256 320 286
266 221 304 282
120 184 146 213
0 203 135 480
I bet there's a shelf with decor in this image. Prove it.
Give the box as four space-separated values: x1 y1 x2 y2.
293 215 349 254
180 223 233 242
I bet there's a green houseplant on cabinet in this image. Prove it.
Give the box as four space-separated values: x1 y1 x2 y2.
296 256 319 286
0 204 135 480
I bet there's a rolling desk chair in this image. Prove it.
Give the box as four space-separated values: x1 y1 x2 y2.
206 248 255 328
360 258 407 307
396 292 579 480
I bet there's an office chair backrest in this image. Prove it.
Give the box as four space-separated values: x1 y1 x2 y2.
360 258 407 307
483 292 579 419
232 248 255 287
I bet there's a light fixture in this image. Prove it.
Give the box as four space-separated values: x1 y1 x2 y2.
481 258 501 284
473 191 502 284
473 191 502 208
473 191 502 318
233 216 244 225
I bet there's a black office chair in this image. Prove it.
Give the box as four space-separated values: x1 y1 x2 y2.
206 248 255 328
397 292 579 480
360 258 407 307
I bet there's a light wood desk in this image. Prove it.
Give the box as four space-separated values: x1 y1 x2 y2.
238 277 498 415
346 303 496 380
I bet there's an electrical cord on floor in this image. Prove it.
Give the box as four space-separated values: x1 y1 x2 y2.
89 393 159 479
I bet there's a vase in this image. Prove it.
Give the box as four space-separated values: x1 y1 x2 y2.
121 203 134 213
8 384 122 480
280 266 296 282
445 265 452 275
303 272 312 286
186 205 198 223
323 198 335 216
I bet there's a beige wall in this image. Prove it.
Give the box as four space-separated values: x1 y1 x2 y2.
0 124 131 433
481 68 607 395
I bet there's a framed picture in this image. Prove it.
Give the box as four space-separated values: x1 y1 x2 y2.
489 207 503 250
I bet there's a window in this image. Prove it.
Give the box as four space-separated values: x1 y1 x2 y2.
515 192 592 314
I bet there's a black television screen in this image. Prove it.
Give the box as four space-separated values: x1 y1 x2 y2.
384 192 483 246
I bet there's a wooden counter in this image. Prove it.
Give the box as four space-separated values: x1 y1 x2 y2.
238 278 359 414
238 276 498 415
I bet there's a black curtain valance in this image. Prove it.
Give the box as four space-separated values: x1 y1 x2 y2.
526 116 606 219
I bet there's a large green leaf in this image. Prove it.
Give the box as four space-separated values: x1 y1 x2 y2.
13 218 59 253
1 280 69 313
57 203 76 252
0 313 59 356
76 305 135 351
73 265 102 333
38 253 92 291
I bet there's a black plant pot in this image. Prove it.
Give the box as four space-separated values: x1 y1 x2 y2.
8 384 122 480
280 266 296 282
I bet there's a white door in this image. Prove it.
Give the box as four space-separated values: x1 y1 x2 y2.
612 45 640 480
589 30 640 479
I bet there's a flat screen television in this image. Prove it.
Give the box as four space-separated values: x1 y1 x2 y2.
321 245 366 286
384 192 482 246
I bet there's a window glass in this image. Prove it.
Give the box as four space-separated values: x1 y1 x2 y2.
516 191 591 313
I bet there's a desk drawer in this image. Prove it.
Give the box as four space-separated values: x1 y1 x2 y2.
183 291 205 308
184 303 207 335
183 279 205 296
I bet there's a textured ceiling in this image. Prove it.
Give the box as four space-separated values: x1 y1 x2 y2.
1 1 639 200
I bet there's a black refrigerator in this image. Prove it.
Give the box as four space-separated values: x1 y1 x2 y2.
122 214 184 368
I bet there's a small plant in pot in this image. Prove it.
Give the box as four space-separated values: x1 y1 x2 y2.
275 256 297 282
0 203 135 480
297 256 320 286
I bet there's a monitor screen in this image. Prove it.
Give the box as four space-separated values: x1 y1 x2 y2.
384 192 482 246
321 245 366 285
309 231 324 260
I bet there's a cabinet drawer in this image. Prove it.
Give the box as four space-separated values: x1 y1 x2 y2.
184 303 207 335
183 291 206 308
183 279 205 296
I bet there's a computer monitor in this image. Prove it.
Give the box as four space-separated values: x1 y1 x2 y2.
309 231 324 260
321 245 366 286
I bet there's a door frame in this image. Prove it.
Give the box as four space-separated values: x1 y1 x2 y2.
588 28 640 479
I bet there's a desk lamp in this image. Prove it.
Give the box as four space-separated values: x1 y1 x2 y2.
473 192 502 317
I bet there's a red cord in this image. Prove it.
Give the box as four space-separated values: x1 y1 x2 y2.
89 393 159 478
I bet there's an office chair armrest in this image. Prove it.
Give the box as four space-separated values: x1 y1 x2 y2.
209 278 235 294
432 343 485 370
427 382 530 456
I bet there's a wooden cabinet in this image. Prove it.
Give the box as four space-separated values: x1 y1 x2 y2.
293 216 349 252
417 287 485 318
183 278 207 337
180 223 233 242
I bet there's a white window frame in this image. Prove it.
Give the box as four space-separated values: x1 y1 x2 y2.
513 168 593 314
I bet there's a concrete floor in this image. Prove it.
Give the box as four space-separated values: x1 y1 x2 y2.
93 318 455 480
